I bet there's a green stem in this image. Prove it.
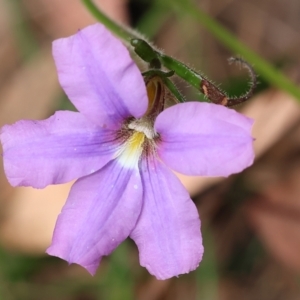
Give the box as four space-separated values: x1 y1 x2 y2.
81 0 135 42
167 0 300 100
131 38 204 90
159 53 203 88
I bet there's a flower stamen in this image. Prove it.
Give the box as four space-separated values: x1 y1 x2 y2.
128 119 156 139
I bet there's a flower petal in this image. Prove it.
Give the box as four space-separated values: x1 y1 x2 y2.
53 23 148 129
1 111 119 188
155 102 254 177
130 157 203 280
47 159 142 275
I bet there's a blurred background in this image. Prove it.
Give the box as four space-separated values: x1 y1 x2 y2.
1 0 300 299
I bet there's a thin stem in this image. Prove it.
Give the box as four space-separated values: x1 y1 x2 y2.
159 53 203 88
81 0 135 42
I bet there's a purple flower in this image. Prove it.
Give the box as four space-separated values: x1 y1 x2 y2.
0 24 254 280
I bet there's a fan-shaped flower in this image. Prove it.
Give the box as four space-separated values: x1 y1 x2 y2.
0 24 254 279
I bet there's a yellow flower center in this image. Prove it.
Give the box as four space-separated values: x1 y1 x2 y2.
117 131 145 169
